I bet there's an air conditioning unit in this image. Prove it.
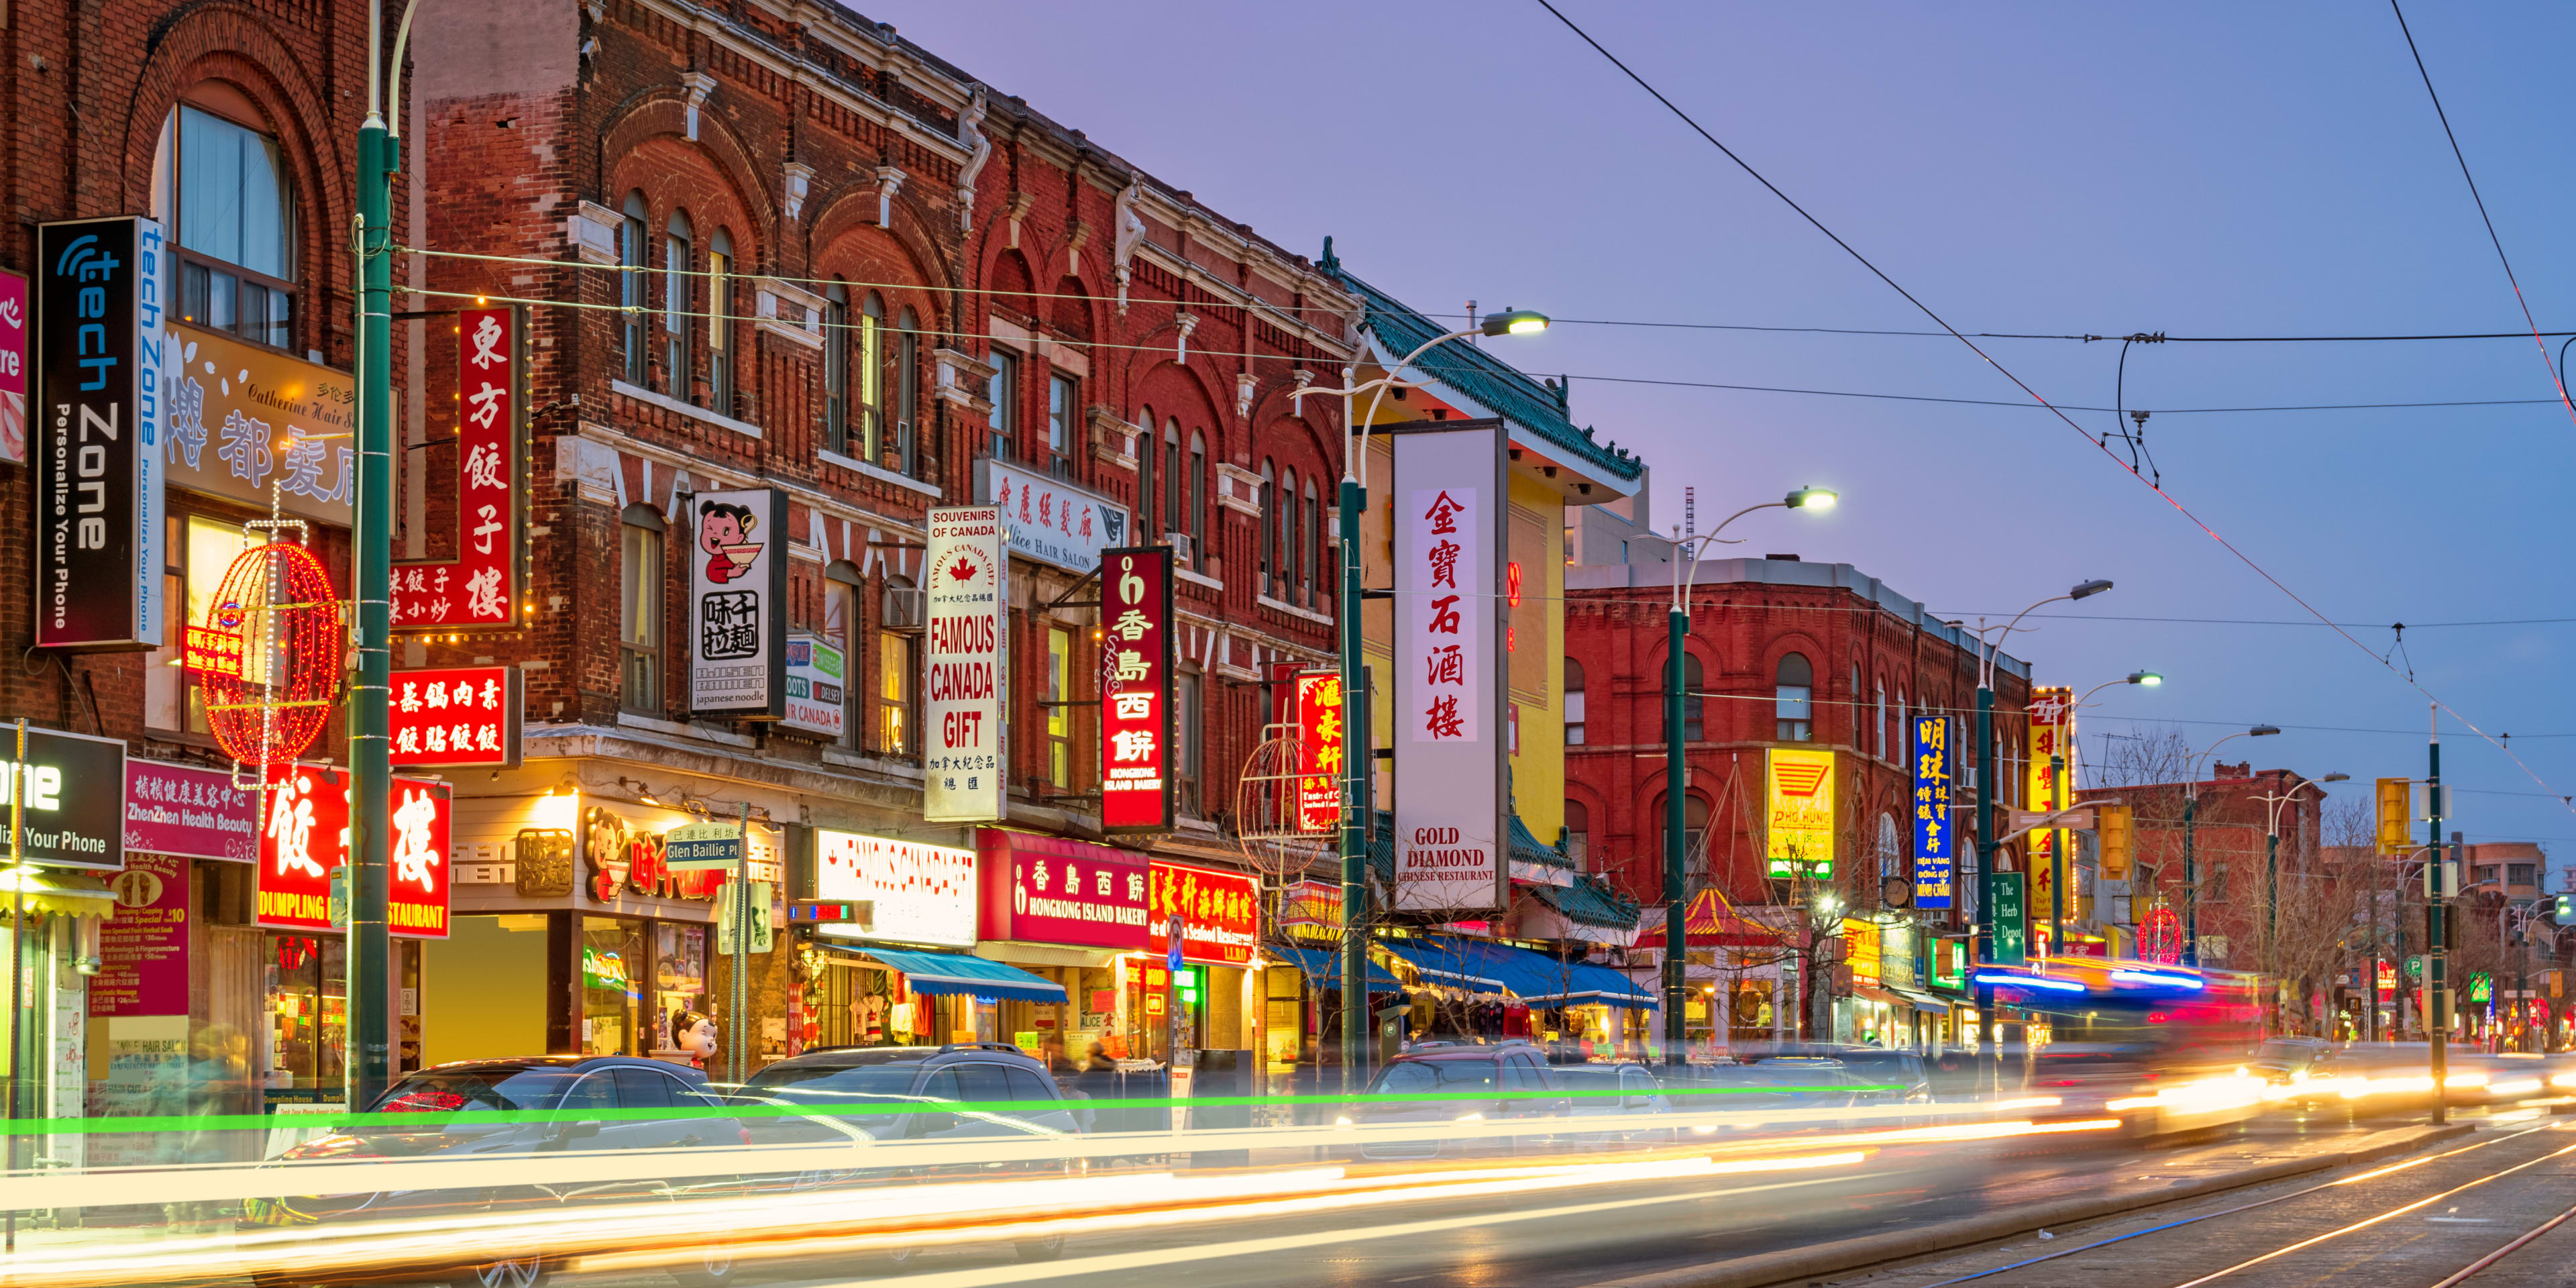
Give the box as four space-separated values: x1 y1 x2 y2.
1165 531 1193 564
883 584 926 631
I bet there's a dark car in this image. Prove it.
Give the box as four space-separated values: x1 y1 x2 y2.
2250 1037 2340 1106
239 1055 749 1288
724 1042 1081 1267
1346 1042 1571 1160
1551 1063 1674 1146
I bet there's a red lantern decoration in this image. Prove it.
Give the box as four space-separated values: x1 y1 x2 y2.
2140 906 2185 965
189 539 342 768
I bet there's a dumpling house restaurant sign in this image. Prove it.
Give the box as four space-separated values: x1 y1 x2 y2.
256 763 452 937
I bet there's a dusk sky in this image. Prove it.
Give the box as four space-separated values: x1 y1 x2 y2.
888 2 2576 861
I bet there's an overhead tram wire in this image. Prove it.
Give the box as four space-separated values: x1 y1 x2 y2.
1532 0 2576 816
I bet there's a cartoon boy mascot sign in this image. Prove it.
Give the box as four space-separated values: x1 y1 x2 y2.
698 501 761 584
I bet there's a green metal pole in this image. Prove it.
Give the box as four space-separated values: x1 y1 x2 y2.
1338 476 1367 1087
1663 606 1686 1067
2182 795 2199 969
2265 827 2279 1034
2427 735 2446 1124
1974 685 1996 1075
349 102 397 1114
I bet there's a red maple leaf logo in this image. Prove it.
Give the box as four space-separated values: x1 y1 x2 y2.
947 554 979 584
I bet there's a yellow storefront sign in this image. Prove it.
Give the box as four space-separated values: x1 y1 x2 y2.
1765 747 1835 878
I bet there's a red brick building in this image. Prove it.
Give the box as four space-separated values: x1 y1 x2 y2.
1561 556 2031 928
2074 763 2326 971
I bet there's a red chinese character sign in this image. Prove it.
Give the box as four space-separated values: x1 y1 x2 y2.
1392 422 1507 912
256 763 451 938
1099 546 1173 834
395 305 525 631
1293 671 1343 833
1148 860 1258 966
390 665 522 767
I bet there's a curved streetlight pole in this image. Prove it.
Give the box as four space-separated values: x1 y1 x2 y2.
2040 672 2161 965
1969 581 2111 1073
2178 725 2279 967
2252 771 2347 1034
1298 310 1548 1084
1660 489 1835 1066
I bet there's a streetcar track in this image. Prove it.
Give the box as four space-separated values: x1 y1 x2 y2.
2426 1191 2576 1287
1913 1124 2558 1287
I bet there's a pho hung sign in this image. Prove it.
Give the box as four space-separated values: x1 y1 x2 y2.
1766 747 1835 879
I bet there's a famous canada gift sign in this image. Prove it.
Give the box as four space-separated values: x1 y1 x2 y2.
688 488 788 719
256 763 451 938
1392 423 1507 912
924 506 1007 822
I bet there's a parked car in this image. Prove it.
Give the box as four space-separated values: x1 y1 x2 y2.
724 1042 1081 1267
1551 1062 1674 1146
1347 1042 1571 1160
238 1055 750 1288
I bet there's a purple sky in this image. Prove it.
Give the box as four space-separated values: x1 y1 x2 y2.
886 2 2576 863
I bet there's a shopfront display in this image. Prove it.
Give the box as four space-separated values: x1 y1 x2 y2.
809 829 977 948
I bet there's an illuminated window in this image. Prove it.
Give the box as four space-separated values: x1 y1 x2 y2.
146 514 251 733
707 229 734 415
1046 626 1073 790
663 209 692 398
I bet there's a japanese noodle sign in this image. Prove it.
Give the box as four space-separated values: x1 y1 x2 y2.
1912 714 1954 910
687 488 788 718
924 506 1006 822
1392 423 1507 912
1099 545 1174 834
396 305 525 631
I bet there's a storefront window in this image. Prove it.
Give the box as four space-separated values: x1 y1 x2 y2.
581 917 645 1056
650 922 707 1055
264 932 345 1102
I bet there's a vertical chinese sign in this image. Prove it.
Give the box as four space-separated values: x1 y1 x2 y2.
925 505 1007 822
396 305 525 631
1392 423 1507 912
688 488 788 719
256 763 451 938
1099 545 1173 834
1293 670 1343 833
1766 747 1835 879
1912 714 1953 910
36 217 166 650
2026 685 2072 915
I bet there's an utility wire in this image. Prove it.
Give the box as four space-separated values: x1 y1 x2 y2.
1533 0 2576 816
2388 0 2576 431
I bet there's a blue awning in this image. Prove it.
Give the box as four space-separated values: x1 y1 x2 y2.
1276 945 1401 989
860 948 1067 1003
1382 938 1659 1010
1379 937 1509 994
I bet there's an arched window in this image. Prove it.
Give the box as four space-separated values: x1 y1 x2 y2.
1654 794 1713 864
1281 467 1300 600
987 348 1019 462
1774 652 1813 741
663 209 692 397
162 97 297 349
823 282 850 453
823 561 862 749
1896 689 1909 757
1564 799 1591 865
859 292 885 462
1258 460 1277 596
1660 653 1703 742
707 229 734 415
879 574 920 756
1564 657 1587 745
896 307 922 476
619 504 664 714
1134 407 1157 537
1162 419 1183 546
620 194 649 383
1878 814 1903 882
1302 478 1321 608
1189 431 1208 572
1876 677 1888 761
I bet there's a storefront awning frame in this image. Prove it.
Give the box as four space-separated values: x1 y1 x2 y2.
851 946 1069 1003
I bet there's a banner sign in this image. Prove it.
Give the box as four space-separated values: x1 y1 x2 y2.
0 726 130 872
162 320 352 525
1766 747 1835 879
125 759 256 863
256 763 451 938
36 216 166 651
1279 877 1345 936
1392 422 1507 912
396 304 525 631
1912 714 1954 910
686 487 788 718
978 459 1130 574
94 854 190 1017
0 267 26 464
389 665 521 768
812 828 977 948
2026 686 2072 869
977 829 1149 950
924 505 1007 822
1100 546 1174 833
1148 860 1258 966
782 635 847 740
1986 869 2027 967
1293 671 1344 833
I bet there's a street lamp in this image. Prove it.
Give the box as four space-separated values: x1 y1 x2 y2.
2178 724 2278 968
1658 487 1835 1066
1969 580 2112 1073
2038 670 2166 965
1294 309 1549 1083
2251 771 2347 1034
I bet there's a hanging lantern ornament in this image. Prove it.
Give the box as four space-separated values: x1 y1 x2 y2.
188 533 343 769
2139 904 2186 967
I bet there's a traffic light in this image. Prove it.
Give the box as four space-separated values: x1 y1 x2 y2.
2096 804 2133 879
2556 892 2574 924
2376 777 2412 854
